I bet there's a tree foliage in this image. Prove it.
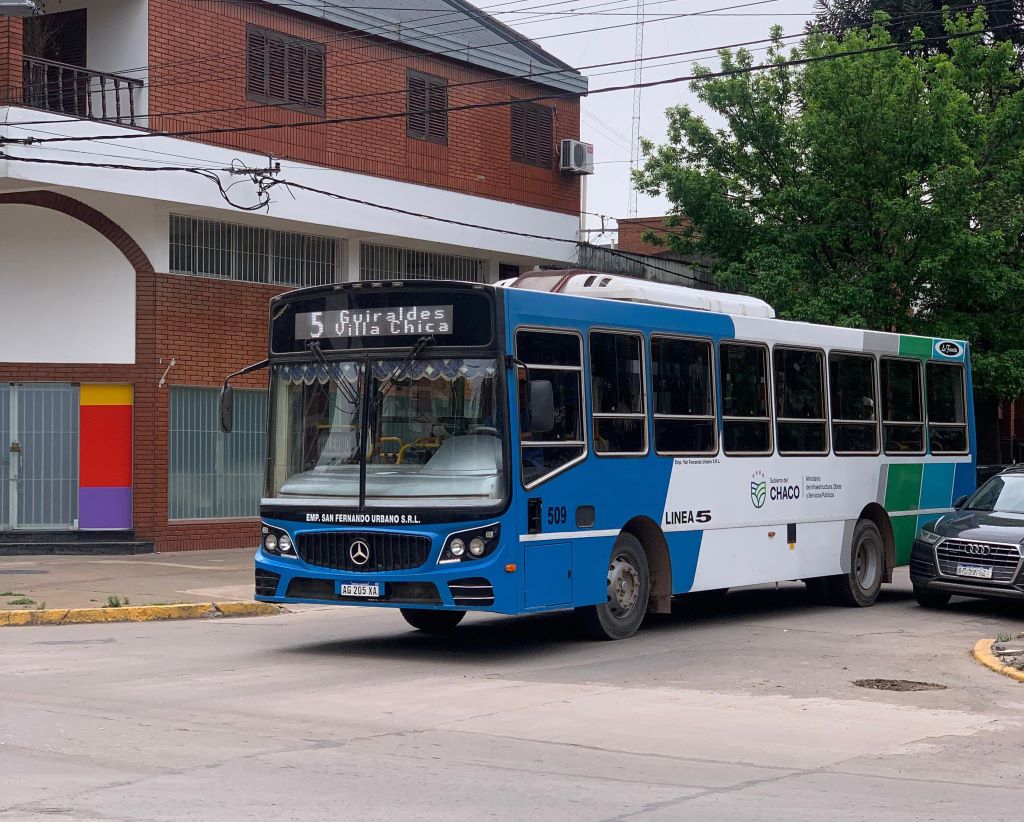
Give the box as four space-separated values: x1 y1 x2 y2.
635 14 1024 398
810 1 1023 52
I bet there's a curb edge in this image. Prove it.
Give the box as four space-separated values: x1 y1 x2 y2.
0 601 282 627
972 638 1024 684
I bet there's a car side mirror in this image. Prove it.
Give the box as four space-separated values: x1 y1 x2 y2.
528 380 554 435
219 384 234 434
953 494 969 510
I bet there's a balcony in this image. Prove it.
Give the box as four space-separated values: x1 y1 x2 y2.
21 55 143 126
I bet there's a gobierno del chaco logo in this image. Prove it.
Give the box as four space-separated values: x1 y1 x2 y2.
750 470 767 509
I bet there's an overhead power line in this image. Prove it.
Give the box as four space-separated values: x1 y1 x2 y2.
4 22 1015 149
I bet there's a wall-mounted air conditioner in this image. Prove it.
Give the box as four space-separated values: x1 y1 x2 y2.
559 139 594 175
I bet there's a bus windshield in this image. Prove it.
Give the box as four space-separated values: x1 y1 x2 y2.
266 358 505 505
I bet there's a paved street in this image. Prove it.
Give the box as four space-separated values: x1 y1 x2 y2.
2 570 1023 822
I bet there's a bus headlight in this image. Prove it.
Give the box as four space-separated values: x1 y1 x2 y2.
439 525 500 564
262 525 297 557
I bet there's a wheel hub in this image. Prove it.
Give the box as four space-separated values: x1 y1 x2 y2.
607 554 640 617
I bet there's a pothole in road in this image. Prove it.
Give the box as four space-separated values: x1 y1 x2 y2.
852 678 948 692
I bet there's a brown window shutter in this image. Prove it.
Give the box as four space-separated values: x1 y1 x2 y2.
511 102 526 162
426 79 448 143
286 41 306 105
246 29 267 98
267 36 287 103
306 45 325 110
536 104 553 167
407 73 427 138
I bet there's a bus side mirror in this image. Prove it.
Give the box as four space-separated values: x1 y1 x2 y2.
953 495 969 510
219 384 234 434
528 380 554 435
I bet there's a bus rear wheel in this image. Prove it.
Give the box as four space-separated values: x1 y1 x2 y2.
575 533 650 641
400 608 465 634
827 519 884 607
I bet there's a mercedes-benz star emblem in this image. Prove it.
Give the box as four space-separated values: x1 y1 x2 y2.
349 539 371 566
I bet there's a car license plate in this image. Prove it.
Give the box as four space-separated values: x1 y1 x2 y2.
339 582 381 598
956 564 993 579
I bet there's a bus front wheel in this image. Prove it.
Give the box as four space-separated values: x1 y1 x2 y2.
400 608 465 634
575 533 650 640
828 519 885 607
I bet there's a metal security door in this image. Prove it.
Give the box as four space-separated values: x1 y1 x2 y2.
4 384 79 530
0 384 9 530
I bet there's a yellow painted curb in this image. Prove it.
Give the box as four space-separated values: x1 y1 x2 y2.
0 601 282 627
972 638 1024 684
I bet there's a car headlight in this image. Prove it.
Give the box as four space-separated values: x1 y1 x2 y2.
917 529 942 545
439 524 500 564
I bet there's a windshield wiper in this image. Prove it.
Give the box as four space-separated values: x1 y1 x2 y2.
306 340 360 407
375 335 434 402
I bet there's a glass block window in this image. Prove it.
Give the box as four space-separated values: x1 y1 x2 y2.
360 242 485 283
170 215 339 286
168 387 267 520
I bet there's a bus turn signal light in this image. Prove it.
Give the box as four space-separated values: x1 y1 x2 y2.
505 564 517 573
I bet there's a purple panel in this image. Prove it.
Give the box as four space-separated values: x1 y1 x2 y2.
79 486 132 530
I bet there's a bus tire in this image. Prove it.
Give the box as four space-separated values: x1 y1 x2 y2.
400 608 465 634
575 533 650 640
828 519 885 607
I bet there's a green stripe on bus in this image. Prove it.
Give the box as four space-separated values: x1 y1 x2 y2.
898 336 933 359
884 463 923 512
891 515 918 565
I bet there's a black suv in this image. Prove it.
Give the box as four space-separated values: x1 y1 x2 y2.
910 467 1024 607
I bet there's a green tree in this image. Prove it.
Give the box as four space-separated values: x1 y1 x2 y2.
810 1 1023 52
635 15 1024 418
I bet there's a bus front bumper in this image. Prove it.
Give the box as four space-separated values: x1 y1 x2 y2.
253 551 516 613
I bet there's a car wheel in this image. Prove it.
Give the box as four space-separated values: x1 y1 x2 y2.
828 519 884 607
575 533 650 640
913 586 951 609
400 608 465 633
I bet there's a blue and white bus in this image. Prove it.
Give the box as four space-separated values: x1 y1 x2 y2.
222 272 975 639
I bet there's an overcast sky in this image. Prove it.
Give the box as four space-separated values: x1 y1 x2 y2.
500 0 819 241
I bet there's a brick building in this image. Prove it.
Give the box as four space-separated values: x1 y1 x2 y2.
0 0 587 552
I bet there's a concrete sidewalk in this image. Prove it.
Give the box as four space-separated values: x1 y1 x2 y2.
0 548 256 610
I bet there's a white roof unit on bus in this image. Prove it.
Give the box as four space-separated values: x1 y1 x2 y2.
501 270 775 318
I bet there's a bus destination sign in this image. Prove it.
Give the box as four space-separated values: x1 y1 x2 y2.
294 305 454 340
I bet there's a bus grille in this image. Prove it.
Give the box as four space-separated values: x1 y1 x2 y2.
296 531 431 573
285 577 440 604
448 577 495 606
936 539 1022 583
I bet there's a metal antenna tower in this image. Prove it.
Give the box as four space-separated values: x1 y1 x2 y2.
627 0 644 218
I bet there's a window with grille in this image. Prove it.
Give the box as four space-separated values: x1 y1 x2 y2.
246 25 325 114
359 243 485 283
407 70 448 143
511 101 553 168
169 215 338 286
168 387 267 520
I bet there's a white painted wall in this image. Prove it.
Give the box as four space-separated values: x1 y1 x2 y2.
0 204 135 364
36 0 149 117
0 108 580 264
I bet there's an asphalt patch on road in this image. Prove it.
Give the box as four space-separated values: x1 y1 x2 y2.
852 678 948 692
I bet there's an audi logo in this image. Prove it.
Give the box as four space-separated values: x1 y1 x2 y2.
961 543 991 557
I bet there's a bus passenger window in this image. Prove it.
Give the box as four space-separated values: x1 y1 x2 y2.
926 362 968 453
881 358 924 453
590 331 647 455
720 342 771 454
774 347 827 454
829 353 878 454
516 329 586 487
652 336 715 454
